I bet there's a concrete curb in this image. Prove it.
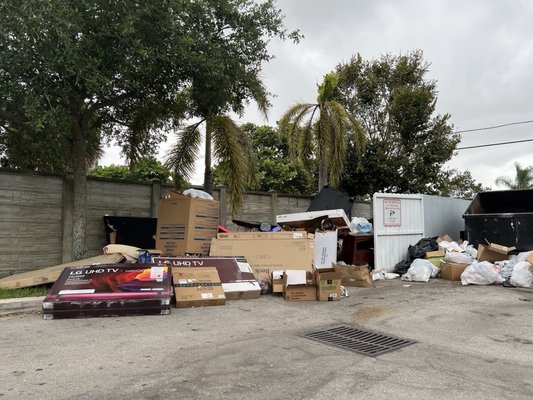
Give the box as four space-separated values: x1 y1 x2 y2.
0 296 44 316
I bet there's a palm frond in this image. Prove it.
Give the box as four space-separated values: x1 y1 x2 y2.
324 101 348 186
278 103 316 159
210 115 248 215
495 176 514 189
164 120 203 180
251 80 270 121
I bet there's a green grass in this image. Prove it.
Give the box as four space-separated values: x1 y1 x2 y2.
0 285 51 300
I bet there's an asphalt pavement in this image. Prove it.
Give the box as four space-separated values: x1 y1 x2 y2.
1 279 532 400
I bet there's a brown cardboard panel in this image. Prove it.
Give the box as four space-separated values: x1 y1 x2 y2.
172 267 226 308
156 193 219 256
477 244 514 262
209 232 314 281
436 235 454 243
527 253 533 265
440 262 469 281
155 256 260 300
333 263 372 287
425 250 445 258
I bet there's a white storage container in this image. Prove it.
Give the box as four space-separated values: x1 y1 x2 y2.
373 193 470 272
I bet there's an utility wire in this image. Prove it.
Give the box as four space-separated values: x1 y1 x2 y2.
456 137 533 150
453 119 533 134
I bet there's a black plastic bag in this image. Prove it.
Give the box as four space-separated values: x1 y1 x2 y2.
408 238 439 260
394 260 412 276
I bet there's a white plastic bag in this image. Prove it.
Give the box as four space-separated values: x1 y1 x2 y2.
350 217 372 233
495 259 516 279
439 240 462 253
510 261 533 288
444 251 474 264
515 251 533 263
461 262 503 285
183 188 214 200
401 259 437 282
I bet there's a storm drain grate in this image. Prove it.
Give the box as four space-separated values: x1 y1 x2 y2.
302 325 416 357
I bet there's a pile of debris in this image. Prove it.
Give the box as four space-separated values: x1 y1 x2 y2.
390 235 533 288
2 188 531 320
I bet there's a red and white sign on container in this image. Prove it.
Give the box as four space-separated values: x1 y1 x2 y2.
383 198 401 227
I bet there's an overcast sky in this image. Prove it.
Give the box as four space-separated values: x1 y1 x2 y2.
101 0 533 190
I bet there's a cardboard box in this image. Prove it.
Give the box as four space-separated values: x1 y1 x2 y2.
156 192 219 256
155 256 260 300
271 270 284 294
425 250 445 267
436 235 454 243
172 267 226 308
477 243 516 262
315 268 342 301
283 270 316 301
333 263 372 287
313 230 338 270
440 262 469 281
209 231 314 282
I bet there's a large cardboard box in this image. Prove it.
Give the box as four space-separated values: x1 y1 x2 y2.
209 231 314 281
315 269 342 301
314 230 338 270
333 263 372 287
440 262 469 281
172 267 226 308
477 243 516 262
283 270 316 301
155 256 260 300
156 192 219 256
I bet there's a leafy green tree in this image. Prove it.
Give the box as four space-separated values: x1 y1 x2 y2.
0 0 297 258
278 73 365 190
434 169 489 199
89 157 173 184
214 123 315 194
495 162 533 189
335 51 460 197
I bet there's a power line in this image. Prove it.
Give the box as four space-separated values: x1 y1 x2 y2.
453 119 533 134
456 137 533 150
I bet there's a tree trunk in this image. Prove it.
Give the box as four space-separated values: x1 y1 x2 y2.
204 117 213 194
71 119 88 260
318 156 328 191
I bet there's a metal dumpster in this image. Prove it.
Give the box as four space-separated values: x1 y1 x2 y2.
463 189 533 251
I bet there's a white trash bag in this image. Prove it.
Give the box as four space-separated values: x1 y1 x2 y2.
461 262 503 285
510 261 533 288
444 250 474 264
401 259 438 282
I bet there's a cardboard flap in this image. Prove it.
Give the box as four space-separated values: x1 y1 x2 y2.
285 270 307 286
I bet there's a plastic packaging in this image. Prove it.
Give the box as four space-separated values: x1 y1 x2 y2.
183 188 214 200
460 262 503 285
350 217 372 233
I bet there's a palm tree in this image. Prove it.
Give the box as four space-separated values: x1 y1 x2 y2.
495 162 533 189
166 114 256 215
278 73 366 190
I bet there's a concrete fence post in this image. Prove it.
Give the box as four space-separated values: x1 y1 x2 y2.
269 190 278 225
151 179 162 218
